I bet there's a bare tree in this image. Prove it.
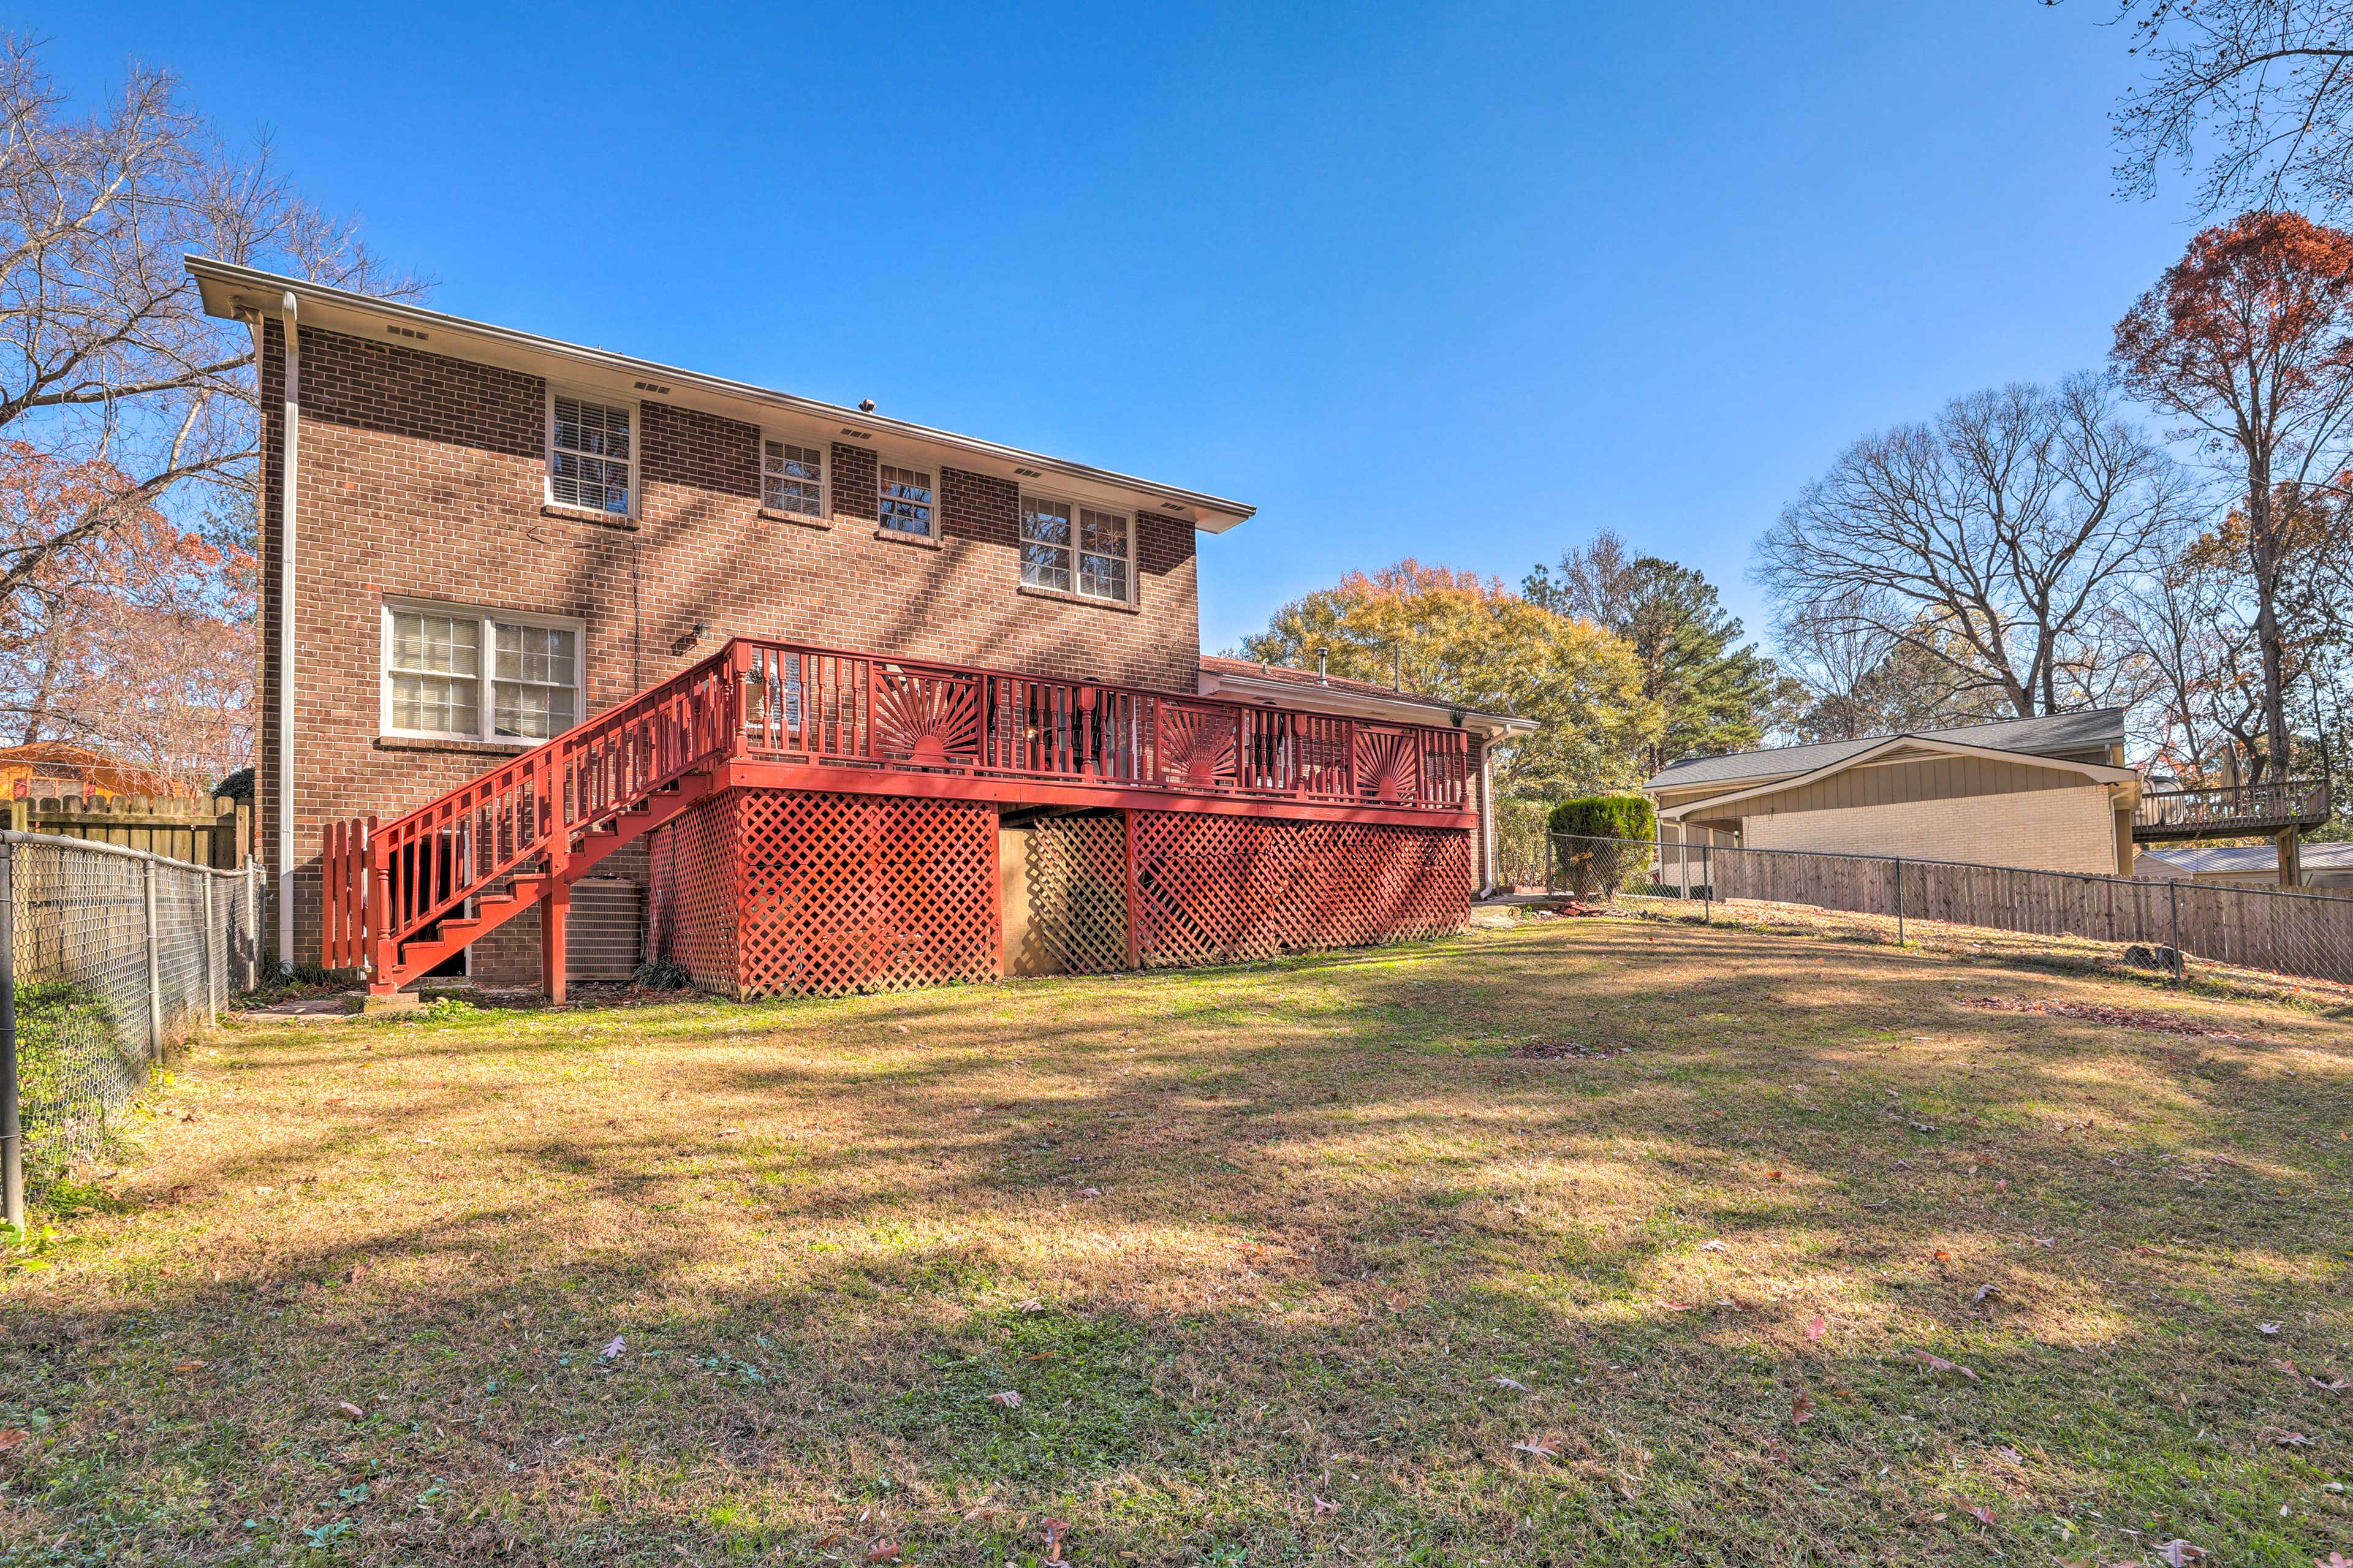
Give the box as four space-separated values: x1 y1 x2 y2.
1756 374 2189 721
0 35 414 618
2098 1 2353 216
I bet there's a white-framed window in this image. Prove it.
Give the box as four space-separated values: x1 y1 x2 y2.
382 599 583 743
547 390 635 515
762 437 825 518
876 460 938 537
1021 494 1131 602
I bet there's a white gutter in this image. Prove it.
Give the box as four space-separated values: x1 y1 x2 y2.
277 290 298 972
185 256 1255 532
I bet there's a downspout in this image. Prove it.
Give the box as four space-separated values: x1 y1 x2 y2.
277 290 299 972
1479 737 1496 897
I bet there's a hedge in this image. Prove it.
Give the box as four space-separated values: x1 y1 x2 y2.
1546 794 1656 842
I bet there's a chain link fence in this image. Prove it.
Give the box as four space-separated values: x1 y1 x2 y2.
1540 833 2353 990
2 833 263 1225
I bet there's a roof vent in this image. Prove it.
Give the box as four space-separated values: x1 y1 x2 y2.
1014 466 1042 478
632 379 671 395
838 426 873 441
385 324 430 342
1159 501 1184 511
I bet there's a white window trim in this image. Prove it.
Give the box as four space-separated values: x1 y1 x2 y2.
875 455 942 541
1019 491 1135 605
381 597 586 745
544 385 638 519
759 430 830 521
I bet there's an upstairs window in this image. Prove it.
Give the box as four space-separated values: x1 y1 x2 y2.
762 438 824 517
877 462 936 536
384 600 582 743
1021 495 1131 602
548 393 634 515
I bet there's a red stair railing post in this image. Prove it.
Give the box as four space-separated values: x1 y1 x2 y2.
539 749 571 1006
365 815 395 995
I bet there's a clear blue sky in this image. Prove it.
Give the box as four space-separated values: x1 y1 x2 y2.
34 1 2189 657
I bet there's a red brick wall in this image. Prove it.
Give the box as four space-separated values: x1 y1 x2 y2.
255 322 1202 982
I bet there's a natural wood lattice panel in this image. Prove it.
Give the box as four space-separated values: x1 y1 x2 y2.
650 787 998 998
1025 814 1129 974
1128 811 1471 968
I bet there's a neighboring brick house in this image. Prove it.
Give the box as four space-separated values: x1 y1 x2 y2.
192 259 1521 996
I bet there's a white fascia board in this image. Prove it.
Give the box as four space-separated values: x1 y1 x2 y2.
186 256 1256 532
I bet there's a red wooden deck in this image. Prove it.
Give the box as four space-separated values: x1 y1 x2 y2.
320 637 1477 996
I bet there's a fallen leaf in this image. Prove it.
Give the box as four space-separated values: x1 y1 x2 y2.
1490 1376 1529 1391
2031 1237 2056 1248
987 1390 1023 1409
814 1532 843 1549
2153 1542 2208 1567
1805 1315 1826 1343
1511 1437 1561 1460
0 1428 28 1452
2260 1427 2314 1448
1077 1187 1102 1199
1912 1349 1980 1381
1698 1239 1728 1252
1968 1504 1995 1526
1971 1283 2002 1305
2309 1374 2349 1391
1997 1445 2023 1464
2257 1322 2283 1336
1994 1178 2008 1193
1662 1300 1699 1311
335 1401 364 1420
1894 1159 1914 1170
1792 1390 1818 1425
2269 1358 2302 1376
1017 1298 1045 1312
865 1541 901 1563
172 1360 207 1373
2315 1554 2351 1568
1042 1517 1069 1564
1934 1249 1955 1262
599 1336 626 1362
1765 1170 1784 1181
1312 1494 1340 1517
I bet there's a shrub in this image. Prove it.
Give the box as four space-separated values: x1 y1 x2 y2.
1546 794 1655 843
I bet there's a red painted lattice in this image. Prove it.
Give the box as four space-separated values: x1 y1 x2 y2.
1127 811 1471 968
649 787 998 998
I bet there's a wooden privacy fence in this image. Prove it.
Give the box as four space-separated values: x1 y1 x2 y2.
1548 834 2353 988
0 793 249 869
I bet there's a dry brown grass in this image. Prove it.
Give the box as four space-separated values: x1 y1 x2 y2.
2 915 2349 1566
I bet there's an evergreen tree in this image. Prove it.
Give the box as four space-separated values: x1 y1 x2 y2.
1525 529 1779 773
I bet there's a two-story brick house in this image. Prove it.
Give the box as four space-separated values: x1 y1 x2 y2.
191 257 1526 999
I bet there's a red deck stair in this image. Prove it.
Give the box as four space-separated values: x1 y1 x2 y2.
322 637 1475 998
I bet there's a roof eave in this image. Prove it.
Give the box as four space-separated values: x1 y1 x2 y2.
1195 667 1536 737
187 255 1257 532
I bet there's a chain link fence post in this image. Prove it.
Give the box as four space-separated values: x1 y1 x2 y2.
142 855 164 1057
1895 857 1905 947
2169 881 2184 981
1 839 18 1235
201 873 218 1028
1702 843 1712 922
246 860 261 991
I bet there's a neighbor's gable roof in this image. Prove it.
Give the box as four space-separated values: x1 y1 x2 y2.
1656 732 2139 822
2139 843 2353 876
1645 707 2126 793
184 256 1256 533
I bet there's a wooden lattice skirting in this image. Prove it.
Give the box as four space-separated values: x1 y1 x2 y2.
648 787 999 999
1126 810 1472 968
648 789 1472 999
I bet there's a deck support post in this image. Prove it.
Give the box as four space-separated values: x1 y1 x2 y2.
2276 828 2302 888
1122 808 1142 971
541 876 570 1004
